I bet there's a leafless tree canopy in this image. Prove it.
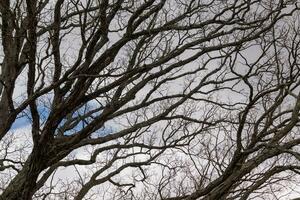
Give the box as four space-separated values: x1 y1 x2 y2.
0 0 300 199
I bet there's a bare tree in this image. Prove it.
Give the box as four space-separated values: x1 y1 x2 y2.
0 0 300 199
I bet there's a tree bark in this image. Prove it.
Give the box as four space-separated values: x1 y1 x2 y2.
0 147 50 200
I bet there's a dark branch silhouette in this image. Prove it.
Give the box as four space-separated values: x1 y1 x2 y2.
0 0 300 199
